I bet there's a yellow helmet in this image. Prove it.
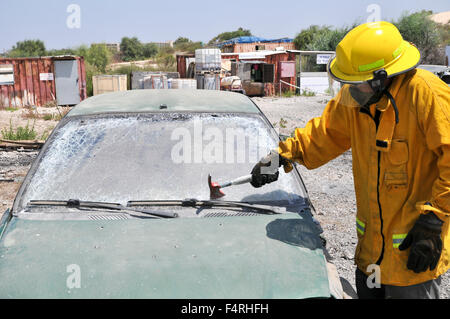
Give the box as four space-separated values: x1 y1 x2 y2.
328 21 420 83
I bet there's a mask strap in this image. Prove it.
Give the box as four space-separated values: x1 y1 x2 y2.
369 69 399 124
384 90 399 124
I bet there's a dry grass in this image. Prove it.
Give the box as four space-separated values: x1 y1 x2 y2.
20 105 70 121
42 100 58 108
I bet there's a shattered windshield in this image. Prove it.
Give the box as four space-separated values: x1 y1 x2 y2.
19 113 306 210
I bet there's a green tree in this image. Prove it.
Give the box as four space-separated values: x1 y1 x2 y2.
86 44 112 72
74 45 90 58
142 43 159 58
156 53 176 71
83 62 101 97
8 39 46 57
45 48 77 56
174 37 191 46
44 44 91 58
293 25 330 50
173 37 203 53
120 37 144 61
394 10 444 64
293 25 354 72
159 46 175 56
208 27 252 45
306 25 355 51
437 23 450 45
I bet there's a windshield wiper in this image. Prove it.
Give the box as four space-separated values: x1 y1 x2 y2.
27 199 178 218
127 198 284 215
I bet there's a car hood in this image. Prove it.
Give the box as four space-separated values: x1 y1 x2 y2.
0 212 330 298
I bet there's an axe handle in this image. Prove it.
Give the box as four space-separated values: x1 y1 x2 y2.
219 174 253 188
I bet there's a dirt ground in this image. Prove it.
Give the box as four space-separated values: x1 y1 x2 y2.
0 106 63 213
0 106 68 140
0 151 38 213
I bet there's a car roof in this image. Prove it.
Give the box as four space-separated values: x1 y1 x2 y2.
417 64 449 74
67 89 260 117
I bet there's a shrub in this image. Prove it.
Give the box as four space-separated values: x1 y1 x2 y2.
1 119 37 141
301 89 316 97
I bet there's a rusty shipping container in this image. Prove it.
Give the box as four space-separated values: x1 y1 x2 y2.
0 56 87 108
176 54 195 78
223 51 297 96
222 42 295 53
264 51 297 96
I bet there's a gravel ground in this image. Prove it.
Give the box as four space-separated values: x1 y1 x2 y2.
252 95 450 299
0 95 449 298
0 150 38 213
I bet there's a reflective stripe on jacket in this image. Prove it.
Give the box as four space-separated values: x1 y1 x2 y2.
278 68 450 286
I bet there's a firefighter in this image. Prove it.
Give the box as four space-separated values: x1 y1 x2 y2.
250 21 450 299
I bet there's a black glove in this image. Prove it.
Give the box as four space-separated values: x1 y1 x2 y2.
250 151 288 188
399 212 444 273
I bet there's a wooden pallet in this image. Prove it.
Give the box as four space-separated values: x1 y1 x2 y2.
0 139 44 150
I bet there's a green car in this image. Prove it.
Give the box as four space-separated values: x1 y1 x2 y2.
0 90 344 299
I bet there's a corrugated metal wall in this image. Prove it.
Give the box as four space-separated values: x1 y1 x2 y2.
131 71 180 89
264 52 297 95
0 56 86 108
176 54 194 79
221 52 297 96
223 42 295 53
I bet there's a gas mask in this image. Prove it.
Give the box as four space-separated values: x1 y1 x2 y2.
349 85 385 108
348 69 399 124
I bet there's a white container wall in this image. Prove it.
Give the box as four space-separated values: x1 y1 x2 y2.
196 74 220 90
299 72 340 95
204 74 220 90
131 71 179 89
195 49 221 72
171 79 197 89
143 75 168 89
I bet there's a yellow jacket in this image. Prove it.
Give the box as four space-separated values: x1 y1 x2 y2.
278 68 450 286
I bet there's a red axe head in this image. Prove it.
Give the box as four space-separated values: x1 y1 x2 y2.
208 174 225 199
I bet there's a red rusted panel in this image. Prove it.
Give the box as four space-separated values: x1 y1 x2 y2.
37 58 47 105
13 60 21 107
25 60 34 105
176 54 194 79
220 51 296 96
19 60 27 105
0 56 87 108
264 52 297 95
31 59 41 106
177 55 186 78
221 54 239 60
78 57 87 100
224 42 295 53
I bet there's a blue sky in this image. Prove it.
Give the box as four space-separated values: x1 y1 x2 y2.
1 0 449 51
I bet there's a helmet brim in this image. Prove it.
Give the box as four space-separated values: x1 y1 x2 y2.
328 41 421 84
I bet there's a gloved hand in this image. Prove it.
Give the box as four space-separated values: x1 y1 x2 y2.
399 212 444 273
250 150 289 188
